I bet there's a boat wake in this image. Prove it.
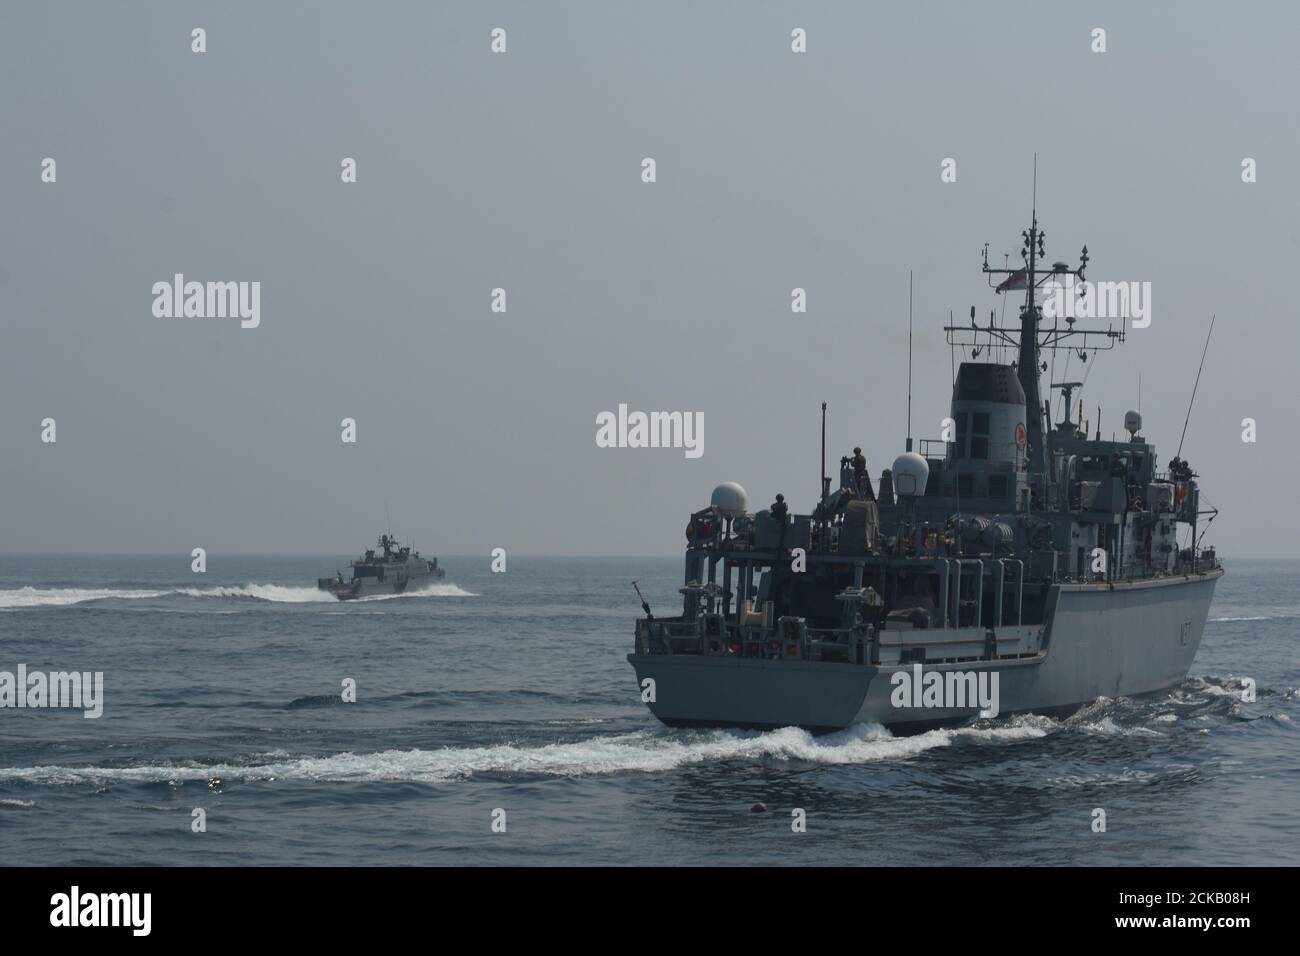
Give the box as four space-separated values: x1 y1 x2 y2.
0 587 169 609
173 584 339 603
1210 615 1300 626
0 582 476 608
353 583 477 601
0 719 1053 787
0 675 1273 788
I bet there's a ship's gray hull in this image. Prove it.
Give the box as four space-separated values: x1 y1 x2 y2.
628 570 1221 733
320 566 445 600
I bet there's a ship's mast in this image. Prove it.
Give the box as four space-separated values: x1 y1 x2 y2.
952 163 1121 493
1018 192 1045 476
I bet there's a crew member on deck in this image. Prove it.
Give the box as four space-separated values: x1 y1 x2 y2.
851 447 876 501
771 494 788 522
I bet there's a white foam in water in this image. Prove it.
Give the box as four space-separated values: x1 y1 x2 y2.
0 582 477 608
178 582 476 602
1080 716 1162 738
1210 608 1300 622
0 720 1050 786
0 587 168 609
355 583 477 600
174 584 338 603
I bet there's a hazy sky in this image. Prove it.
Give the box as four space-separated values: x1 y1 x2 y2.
2 1 1296 557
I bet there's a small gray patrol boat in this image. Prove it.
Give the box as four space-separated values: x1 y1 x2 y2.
318 533 445 600
628 203 1223 733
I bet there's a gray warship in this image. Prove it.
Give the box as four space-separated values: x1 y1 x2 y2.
317 533 445 600
629 206 1223 732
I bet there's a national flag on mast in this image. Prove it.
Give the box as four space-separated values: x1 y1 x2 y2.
995 268 1028 292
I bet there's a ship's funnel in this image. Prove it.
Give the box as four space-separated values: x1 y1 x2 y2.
891 453 929 497
710 482 748 517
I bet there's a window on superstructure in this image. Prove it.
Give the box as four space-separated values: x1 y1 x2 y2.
952 412 968 459
970 412 990 460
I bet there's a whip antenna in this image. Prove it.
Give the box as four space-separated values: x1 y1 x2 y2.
906 270 914 452
1176 315 1215 459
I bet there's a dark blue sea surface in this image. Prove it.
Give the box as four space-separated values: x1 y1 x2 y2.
0 555 1295 866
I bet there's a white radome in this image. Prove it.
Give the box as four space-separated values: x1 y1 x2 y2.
891 453 930 497
1124 410 1142 436
710 482 749 517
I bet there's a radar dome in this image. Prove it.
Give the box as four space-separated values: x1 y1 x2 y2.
710 482 749 517
1124 410 1142 436
891 453 930 498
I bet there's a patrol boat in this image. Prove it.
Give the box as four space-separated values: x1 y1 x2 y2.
628 206 1223 732
317 533 445 600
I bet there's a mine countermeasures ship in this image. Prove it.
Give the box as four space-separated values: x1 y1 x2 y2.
629 207 1222 732
318 534 444 600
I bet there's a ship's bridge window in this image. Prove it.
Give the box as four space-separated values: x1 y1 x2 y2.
954 411 990 460
970 412 990 460
1077 455 1108 476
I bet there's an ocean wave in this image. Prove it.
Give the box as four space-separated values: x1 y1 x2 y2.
0 720 1050 786
0 582 476 608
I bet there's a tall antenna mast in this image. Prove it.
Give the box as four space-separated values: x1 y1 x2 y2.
1020 154 1044 474
906 270 914 452
961 155 1116 480
820 401 829 501
1032 153 1037 221
1177 315 1215 458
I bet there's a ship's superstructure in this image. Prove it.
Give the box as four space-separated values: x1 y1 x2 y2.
628 204 1222 732
317 533 444 600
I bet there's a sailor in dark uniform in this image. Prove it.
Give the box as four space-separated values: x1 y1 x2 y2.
851 447 876 501
771 493 788 522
